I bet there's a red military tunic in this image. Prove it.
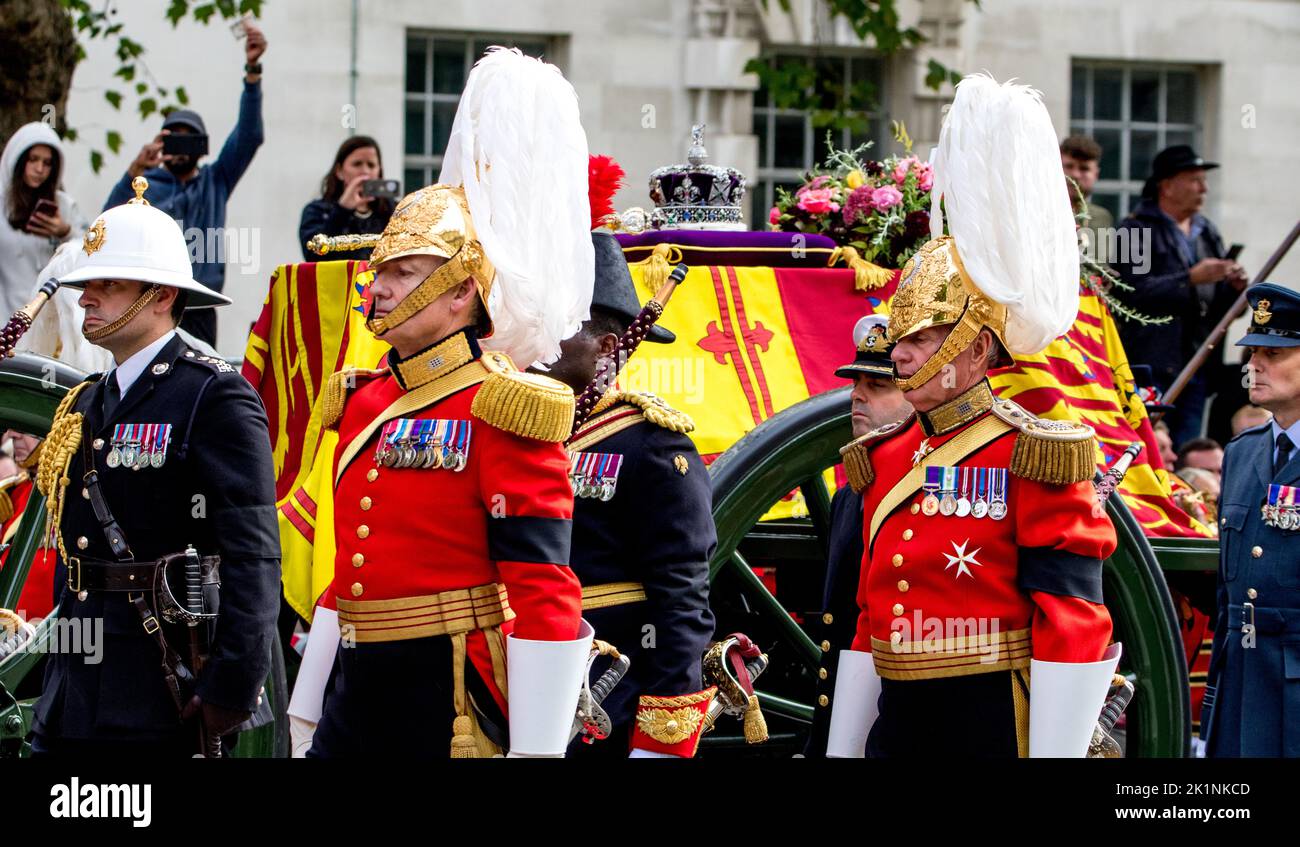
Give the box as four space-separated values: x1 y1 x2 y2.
0 472 56 621
850 387 1116 674
327 333 582 713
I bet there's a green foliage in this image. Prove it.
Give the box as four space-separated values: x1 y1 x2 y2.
59 0 264 173
749 0 979 131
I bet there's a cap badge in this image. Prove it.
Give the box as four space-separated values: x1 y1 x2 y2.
1254 299 1273 326
83 219 106 255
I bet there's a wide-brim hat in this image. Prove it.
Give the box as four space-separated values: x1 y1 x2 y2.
836 314 894 379
58 188 230 308
591 231 674 343
1141 144 1219 199
1236 282 1300 348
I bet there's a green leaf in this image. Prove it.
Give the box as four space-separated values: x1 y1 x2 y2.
166 0 190 26
216 0 237 16
193 3 218 24
106 130 123 154
139 98 158 120
115 64 135 81
90 149 104 174
64 127 79 142
104 90 123 110
136 82 148 95
175 86 189 105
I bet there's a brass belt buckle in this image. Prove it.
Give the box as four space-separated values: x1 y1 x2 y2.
1241 601 1255 636
66 556 85 600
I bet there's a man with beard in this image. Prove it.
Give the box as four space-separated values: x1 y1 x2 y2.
804 314 912 757
102 20 268 346
29 177 280 757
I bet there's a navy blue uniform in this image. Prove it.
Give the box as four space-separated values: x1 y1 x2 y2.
1203 422 1300 757
566 393 716 756
805 484 864 757
32 334 280 754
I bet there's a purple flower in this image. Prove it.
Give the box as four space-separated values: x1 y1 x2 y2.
904 209 930 239
841 185 876 225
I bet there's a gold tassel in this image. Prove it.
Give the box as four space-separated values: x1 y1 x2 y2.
840 439 873 493
830 245 894 291
635 243 677 296
743 693 769 744
471 368 574 443
321 370 351 431
450 714 478 758
1009 432 1097 485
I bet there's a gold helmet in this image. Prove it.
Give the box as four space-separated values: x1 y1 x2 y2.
365 184 495 338
888 75 1081 394
889 236 1012 392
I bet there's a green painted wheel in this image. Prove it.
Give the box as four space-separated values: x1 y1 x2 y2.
702 386 1192 757
0 354 289 758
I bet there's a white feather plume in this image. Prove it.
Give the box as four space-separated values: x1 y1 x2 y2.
439 47 594 369
929 74 1080 355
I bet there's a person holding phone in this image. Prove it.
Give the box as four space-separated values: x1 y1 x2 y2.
298 136 395 262
1111 145 1248 449
101 18 269 347
0 121 87 320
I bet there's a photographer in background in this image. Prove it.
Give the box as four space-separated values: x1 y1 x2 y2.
102 19 268 346
298 136 394 262
0 122 86 319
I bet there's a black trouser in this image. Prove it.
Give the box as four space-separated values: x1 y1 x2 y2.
29 730 232 758
309 634 507 757
867 669 1027 758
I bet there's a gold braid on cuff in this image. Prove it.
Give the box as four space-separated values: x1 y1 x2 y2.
82 284 161 342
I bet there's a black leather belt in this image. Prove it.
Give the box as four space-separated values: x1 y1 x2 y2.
66 555 219 593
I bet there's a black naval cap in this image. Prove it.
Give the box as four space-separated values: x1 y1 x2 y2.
1237 282 1300 348
835 314 894 379
1129 364 1176 413
591 230 675 343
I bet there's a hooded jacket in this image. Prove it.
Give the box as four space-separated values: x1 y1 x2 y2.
0 122 86 317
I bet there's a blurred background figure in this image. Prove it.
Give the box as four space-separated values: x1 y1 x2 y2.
299 135 394 262
1111 145 1247 449
0 429 56 621
1175 436 1224 479
1153 419 1178 470
1060 134 1113 264
101 19 267 346
1230 403 1272 436
0 122 86 320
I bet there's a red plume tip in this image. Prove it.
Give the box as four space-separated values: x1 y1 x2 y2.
588 154 626 230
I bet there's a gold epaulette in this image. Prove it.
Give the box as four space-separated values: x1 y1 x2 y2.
0 473 25 523
839 414 913 493
599 390 695 434
470 352 574 443
322 367 388 431
991 398 1097 485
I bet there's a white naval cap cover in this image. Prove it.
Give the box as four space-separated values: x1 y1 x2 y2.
59 178 230 309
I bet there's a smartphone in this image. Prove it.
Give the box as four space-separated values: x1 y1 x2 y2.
27 198 59 230
163 132 209 158
362 178 402 200
1225 243 1244 261
230 13 251 40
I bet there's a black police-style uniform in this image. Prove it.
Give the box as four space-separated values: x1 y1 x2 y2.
805 484 864 757
566 230 716 756
32 334 281 755
1202 283 1300 757
567 403 717 756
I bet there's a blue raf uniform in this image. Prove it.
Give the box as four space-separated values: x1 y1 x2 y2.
1203 283 1300 757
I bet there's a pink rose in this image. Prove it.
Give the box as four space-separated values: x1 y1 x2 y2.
797 175 831 196
892 156 918 186
871 184 903 210
796 188 840 215
913 161 933 192
769 206 781 226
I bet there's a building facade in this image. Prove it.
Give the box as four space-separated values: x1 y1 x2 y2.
58 0 1300 354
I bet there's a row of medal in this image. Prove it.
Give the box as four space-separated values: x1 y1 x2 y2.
921 465 1009 520
569 451 623 501
1262 484 1298 530
374 418 472 471
105 423 172 470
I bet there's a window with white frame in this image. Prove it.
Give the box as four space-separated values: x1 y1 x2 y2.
750 53 887 228
404 34 552 193
1069 62 1202 220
